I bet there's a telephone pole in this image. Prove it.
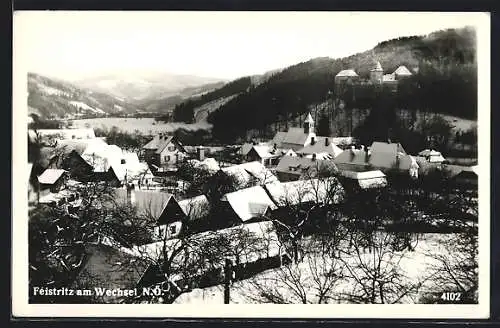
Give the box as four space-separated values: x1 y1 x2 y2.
223 258 233 304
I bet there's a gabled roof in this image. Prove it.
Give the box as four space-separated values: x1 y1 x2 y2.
336 69 358 77
370 141 406 155
275 155 338 177
296 137 343 158
37 169 66 184
222 186 277 222
271 132 287 147
334 145 418 172
221 161 278 186
249 145 282 159
264 177 344 207
178 195 210 221
340 170 388 189
394 65 413 76
280 127 313 146
143 134 184 154
114 189 176 220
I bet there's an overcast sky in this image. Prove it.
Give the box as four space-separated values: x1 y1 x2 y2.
14 11 487 81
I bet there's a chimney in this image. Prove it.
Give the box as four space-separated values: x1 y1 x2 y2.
197 147 205 161
325 138 330 146
126 183 135 205
310 137 316 145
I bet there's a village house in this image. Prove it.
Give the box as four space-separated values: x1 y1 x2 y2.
37 168 68 193
264 177 345 209
295 136 343 159
338 170 388 192
271 113 317 151
114 188 185 240
333 141 419 178
220 186 278 225
275 155 338 182
142 133 187 169
219 161 279 188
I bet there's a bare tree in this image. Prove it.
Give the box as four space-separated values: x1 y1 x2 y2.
338 231 426 304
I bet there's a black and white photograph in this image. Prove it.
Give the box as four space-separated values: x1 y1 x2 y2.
12 11 490 318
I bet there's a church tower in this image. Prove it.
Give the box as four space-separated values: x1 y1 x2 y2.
304 113 315 134
370 61 383 84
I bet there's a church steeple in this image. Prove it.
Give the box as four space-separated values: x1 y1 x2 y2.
304 113 315 134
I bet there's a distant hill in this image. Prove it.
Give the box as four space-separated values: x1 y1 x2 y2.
27 72 141 119
73 71 226 102
136 81 226 113
203 26 477 142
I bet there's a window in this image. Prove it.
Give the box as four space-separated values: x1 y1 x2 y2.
121 159 126 164
164 155 170 162
168 146 175 151
169 225 177 235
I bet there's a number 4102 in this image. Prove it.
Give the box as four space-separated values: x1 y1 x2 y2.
441 292 462 302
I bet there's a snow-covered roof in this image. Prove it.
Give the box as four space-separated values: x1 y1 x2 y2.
265 177 344 207
249 145 282 159
221 161 278 186
188 157 220 173
178 195 210 220
113 189 176 220
37 169 66 185
394 65 413 76
222 186 277 222
418 149 446 163
334 144 418 172
340 170 388 189
383 73 396 82
296 137 343 158
336 69 358 77
275 155 338 177
271 132 287 147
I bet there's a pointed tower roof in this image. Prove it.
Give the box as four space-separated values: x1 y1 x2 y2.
371 61 383 72
305 113 314 124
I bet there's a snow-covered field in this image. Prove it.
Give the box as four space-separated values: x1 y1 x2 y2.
71 117 212 135
174 233 474 304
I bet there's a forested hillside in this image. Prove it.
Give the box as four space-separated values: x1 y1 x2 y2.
27 73 140 119
205 27 477 143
